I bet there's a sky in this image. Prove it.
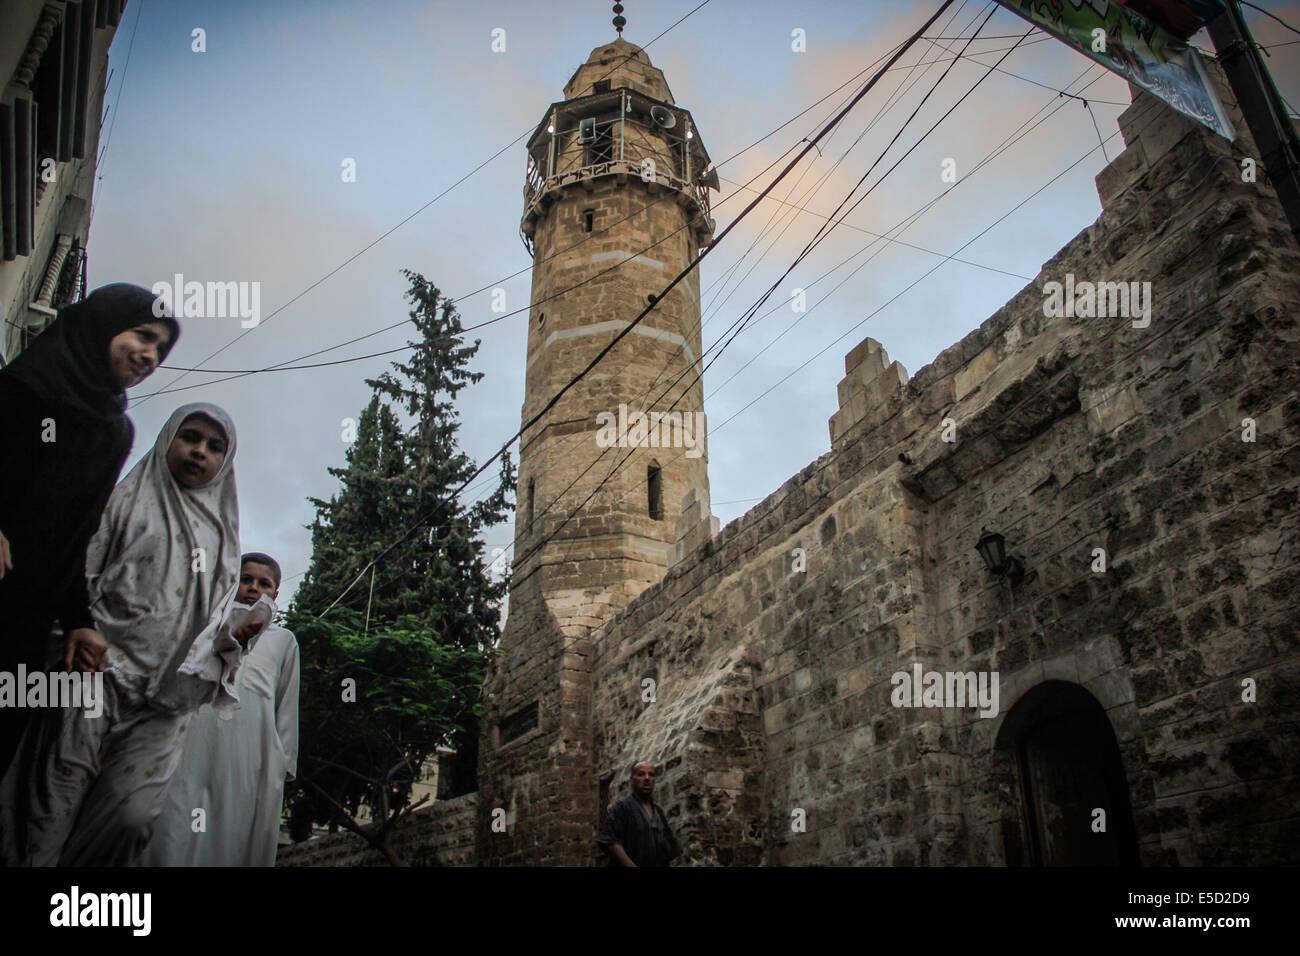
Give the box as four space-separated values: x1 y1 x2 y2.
85 0 1300 606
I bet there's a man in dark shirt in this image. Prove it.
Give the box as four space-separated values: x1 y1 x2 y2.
597 761 682 867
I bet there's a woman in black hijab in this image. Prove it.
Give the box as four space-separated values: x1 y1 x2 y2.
0 283 179 771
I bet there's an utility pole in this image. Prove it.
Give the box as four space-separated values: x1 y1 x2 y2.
1209 0 1300 250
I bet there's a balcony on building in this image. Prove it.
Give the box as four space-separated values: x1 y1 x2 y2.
520 85 717 255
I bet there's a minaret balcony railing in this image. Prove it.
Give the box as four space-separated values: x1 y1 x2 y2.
519 88 716 254
523 155 712 223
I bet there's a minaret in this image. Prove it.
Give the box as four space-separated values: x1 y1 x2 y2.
478 10 718 865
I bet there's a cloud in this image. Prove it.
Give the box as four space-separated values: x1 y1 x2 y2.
86 0 1244 596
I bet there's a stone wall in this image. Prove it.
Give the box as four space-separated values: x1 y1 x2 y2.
583 82 1300 865
276 794 477 867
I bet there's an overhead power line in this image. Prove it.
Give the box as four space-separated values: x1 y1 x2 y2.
504 54 1115 580
343 8 1110 599
518 120 1127 587
144 28 1060 390
501 1 983 544
312 0 962 617
429 44 1116 582
139 0 716 405
88 0 145 228
1241 1 1300 36
144 28 1077 389
387 0 1022 600
699 12 1026 395
714 179 1032 280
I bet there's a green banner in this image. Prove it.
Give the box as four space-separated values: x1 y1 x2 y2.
997 0 1234 139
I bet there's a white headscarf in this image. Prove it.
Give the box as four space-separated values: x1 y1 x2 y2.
87 403 242 708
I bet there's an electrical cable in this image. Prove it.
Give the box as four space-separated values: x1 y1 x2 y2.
515 122 1128 586
301 5 1107 606
475 54 1113 574
144 30 1052 389
696 2 985 338
503 9 1047 575
87 0 145 228
499 5 984 544
142 28 1066 389
699 12 1020 395
714 179 1032 280
1085 98 1111 163
138 0 716 404
503 61 1115 579
310 0 961 617
716 127 1128 434
707 66 1112 400
1241 1 1300 36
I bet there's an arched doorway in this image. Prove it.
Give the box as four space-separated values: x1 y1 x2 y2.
995 681 1140 865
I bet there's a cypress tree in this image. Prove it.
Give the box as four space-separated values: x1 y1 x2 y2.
296 269 513 638
285 272 514 858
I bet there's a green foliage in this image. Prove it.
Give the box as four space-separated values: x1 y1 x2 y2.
284 272 514 844
283 607 488 837
294 270 515 648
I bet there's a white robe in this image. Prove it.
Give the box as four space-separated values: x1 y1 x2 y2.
0 403 249 866
88 401 244 712
146 626 299 867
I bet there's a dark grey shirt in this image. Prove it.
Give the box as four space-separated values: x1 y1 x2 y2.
597 793 682 867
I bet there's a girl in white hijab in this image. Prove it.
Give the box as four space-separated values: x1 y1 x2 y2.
87 402 245 709
0 403 261 866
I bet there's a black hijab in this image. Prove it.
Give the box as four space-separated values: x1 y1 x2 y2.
3 282 179 429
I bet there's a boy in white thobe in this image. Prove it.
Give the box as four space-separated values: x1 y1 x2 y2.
147 553 299 866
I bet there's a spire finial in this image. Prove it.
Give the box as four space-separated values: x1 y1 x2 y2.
612 3 626 36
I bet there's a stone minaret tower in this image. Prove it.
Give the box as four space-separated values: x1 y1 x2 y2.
478 33 718 865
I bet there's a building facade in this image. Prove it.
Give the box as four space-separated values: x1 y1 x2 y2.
472 38 1300 866
0 0 127 362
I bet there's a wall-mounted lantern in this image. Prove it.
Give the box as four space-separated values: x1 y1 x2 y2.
976 528 1024 585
